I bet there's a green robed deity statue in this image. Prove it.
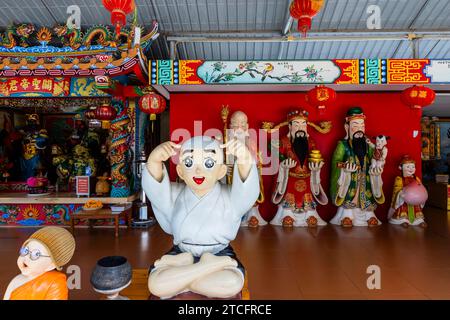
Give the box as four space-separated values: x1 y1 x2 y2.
329 107 385 227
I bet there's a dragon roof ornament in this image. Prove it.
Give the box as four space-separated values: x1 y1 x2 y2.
0 21 158 80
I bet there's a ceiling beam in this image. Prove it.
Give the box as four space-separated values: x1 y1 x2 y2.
167 32 450 43
161 28 450 36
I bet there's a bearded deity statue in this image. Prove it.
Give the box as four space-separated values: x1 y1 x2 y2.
221 108 266 227
269 110 329 227
329 107 385 227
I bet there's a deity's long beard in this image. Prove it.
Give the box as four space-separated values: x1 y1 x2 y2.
292 133 309 166
229 130 248 141
352 134 367 165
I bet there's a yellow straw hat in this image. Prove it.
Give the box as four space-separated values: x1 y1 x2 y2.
23 227 75 269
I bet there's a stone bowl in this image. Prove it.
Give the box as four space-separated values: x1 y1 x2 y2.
90 256 132 299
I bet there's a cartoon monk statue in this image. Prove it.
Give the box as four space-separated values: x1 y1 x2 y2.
268 109 329 227
388 155 428 228
221 107 266 227
330 107 385 227
142 135 259 299
4 227 76 300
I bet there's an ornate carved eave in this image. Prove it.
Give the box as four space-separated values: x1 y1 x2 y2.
0 22 159 82
0 47 137 71
0 22 158 53
0 97 111 113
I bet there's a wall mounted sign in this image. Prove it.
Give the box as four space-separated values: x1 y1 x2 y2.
0 77 110 98
0 77 70 97
76 176 90 197
150 59 450 85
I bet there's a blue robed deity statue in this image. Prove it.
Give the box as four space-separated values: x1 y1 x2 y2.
19 114 48 180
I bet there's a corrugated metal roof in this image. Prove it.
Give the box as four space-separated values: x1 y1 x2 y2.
149 0 289 32
314 0 417 30
312 0 449 31
0 0 448 60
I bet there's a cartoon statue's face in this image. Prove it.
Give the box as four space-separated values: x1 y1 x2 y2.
402 163 416 177
229 112 249 139
347 118 365 138
288 119 308 137
376 136 387 149
176 139 227 196
17 240 56 278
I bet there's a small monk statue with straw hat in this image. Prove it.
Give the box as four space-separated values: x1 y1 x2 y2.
4 226 76 300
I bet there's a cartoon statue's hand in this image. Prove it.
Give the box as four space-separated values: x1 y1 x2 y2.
220 138 251 163
148 141 181 164
281 158 297 169
309 161 324 172
343 162 358 173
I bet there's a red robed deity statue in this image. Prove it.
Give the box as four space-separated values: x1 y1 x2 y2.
266 109 330 228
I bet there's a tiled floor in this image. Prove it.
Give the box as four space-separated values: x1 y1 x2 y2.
1 207 450 300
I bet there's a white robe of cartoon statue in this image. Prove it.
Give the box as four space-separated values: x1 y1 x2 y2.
142 136 259 299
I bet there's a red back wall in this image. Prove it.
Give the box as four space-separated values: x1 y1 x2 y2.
169 92 422 222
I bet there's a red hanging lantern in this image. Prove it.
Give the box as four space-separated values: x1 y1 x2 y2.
139 93 167 132
95 104 117 129
102 0 135 35
289 0 324 37
306 85 336 114
139 93 166 117
95 104 117 120
84 109 96 120
401 85 436 110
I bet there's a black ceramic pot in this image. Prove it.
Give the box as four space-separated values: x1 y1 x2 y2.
90 256 132 291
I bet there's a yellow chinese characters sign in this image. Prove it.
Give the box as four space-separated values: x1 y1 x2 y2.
0 77 70 97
